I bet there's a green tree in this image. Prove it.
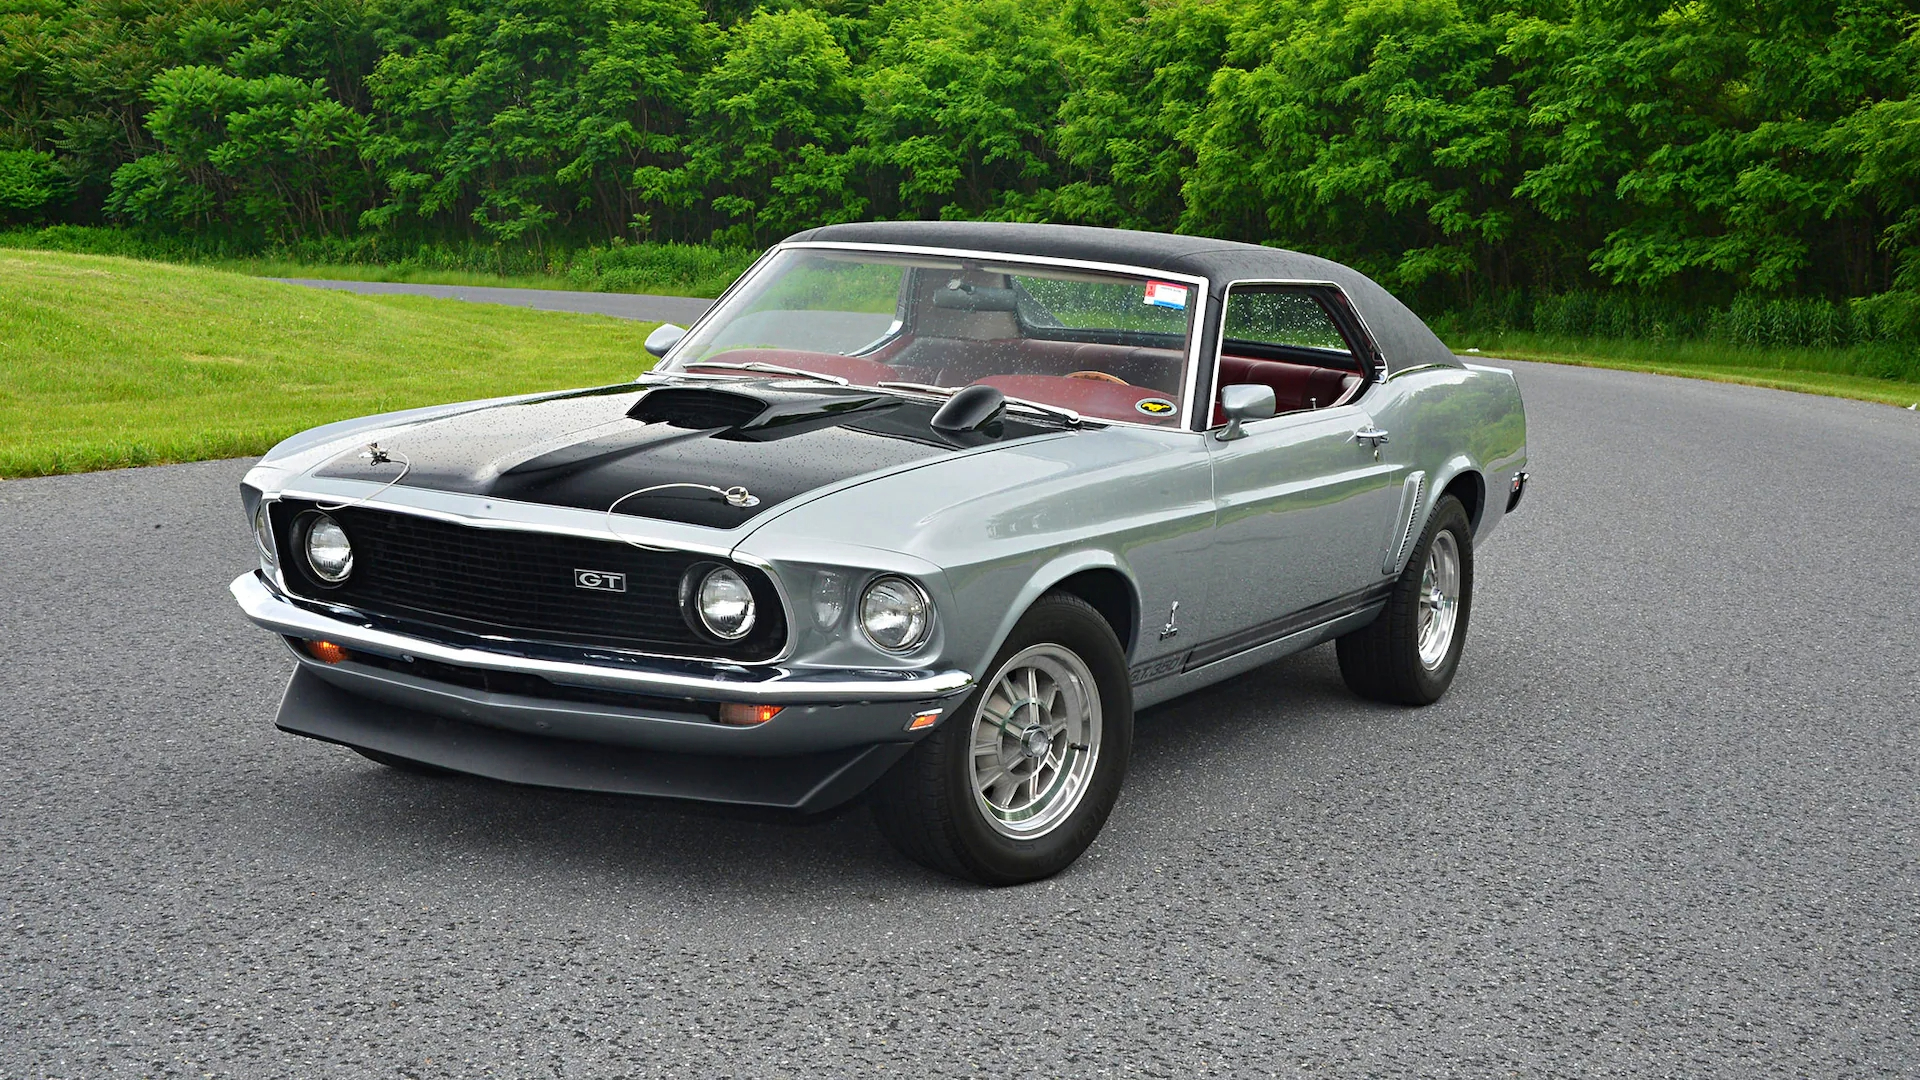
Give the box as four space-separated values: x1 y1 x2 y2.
639 6 860 243
364 0 711 246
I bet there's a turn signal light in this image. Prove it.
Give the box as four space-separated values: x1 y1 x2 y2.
718 703 782 727
906 709 943 731
303 639 350 664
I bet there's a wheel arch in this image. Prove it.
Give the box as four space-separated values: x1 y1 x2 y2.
975 552 1141 678
1435 463 1486 531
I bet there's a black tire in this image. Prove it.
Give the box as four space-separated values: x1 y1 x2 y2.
1336 494 1474 705
353 747 456 776
870 592 1133 885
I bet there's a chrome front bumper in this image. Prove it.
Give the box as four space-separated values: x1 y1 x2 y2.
230 572 974 705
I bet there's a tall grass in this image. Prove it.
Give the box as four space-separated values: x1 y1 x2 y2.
1434 289 1920 383
0 225 759 298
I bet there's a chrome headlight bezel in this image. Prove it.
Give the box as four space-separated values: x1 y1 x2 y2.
858 574 932 653
684 564 757 641
253 502 277 567
295 511 353 586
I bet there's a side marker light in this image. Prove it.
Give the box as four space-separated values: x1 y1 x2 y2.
906 709 943 732
718 703 783 727
304 640 350 664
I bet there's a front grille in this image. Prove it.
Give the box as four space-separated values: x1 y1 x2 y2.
271 499 786 661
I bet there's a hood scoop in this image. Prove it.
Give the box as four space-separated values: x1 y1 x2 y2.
629 387 767 430
629 383 900 442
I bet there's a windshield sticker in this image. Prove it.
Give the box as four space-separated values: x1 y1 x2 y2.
1143 281 1189 310
1135 397 1178 418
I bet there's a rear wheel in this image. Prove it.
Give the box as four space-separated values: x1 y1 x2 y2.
1336 494 1474 705
871 593 1132 885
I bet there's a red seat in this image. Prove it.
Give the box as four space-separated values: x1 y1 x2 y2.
1212 356 1360 424
976 375 1181 425
688 349 897 386
888 337 1185 394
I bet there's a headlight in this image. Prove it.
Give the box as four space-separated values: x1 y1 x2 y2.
692 566 756 640
253 503 276 566
302 514 353 583
860 576 930 651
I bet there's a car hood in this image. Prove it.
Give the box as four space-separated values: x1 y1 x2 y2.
309 380 1063 530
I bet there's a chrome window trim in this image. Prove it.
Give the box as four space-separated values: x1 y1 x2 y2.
1386 362 1459 381
666 240 1215 436
260 488 801 667
1217 401 1368 439
1203 279 1383 431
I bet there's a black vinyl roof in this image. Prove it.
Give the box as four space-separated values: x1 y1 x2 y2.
786 220 1459 373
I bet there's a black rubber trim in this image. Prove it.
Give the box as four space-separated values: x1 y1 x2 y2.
275 667 911 812
1128 581 1395 684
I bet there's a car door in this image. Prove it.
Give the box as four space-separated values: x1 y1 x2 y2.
1193 285 1402 658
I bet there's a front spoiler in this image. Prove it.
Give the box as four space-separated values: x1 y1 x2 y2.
278 667 913 812
231 572 973 705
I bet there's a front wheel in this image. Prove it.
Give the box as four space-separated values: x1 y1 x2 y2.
1336 493 1474 705
870 593 1132 885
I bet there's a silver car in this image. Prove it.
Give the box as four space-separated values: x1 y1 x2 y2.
232 222 1528 884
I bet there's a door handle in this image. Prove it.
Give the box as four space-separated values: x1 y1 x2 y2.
1352 426 1390 447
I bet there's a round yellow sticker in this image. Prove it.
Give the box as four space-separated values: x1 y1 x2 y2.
1135 397 1177 417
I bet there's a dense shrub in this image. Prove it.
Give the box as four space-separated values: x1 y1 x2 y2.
0 149 69 221
1436 287 1920 360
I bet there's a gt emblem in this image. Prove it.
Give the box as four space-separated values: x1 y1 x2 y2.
574 569 627 592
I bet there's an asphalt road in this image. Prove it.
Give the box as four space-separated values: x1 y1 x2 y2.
3 362 1916 1078
273 278 715 324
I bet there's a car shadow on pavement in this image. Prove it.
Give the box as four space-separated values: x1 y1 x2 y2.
249 644 1368 895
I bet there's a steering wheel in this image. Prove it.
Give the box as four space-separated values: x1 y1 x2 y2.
1067 370 1128 384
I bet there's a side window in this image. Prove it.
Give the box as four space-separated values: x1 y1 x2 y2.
1214 286 1367 419
1223 288 1357 364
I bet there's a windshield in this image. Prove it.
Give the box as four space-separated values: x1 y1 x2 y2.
664 248 1198 425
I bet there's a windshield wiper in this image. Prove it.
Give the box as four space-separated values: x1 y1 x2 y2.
683 361 849 385
1002 396 1082 426
876 380 957 397
877 381 1081 426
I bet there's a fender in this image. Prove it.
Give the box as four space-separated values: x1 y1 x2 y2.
971 548 1141 681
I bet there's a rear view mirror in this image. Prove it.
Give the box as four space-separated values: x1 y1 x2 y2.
644 323 687 358
931 285 1021 312
1217 383 1276 441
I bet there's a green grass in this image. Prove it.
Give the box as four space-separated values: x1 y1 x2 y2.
1443 330 1920 408
0 225 756 298
199 257 600 292
0 249 658 478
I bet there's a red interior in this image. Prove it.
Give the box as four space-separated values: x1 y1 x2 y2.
684 343 1361 427
1211 356 1363 425
976 374 1181 424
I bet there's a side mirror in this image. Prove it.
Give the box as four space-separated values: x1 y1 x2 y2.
1216 383 1276 441
644 323 687 358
